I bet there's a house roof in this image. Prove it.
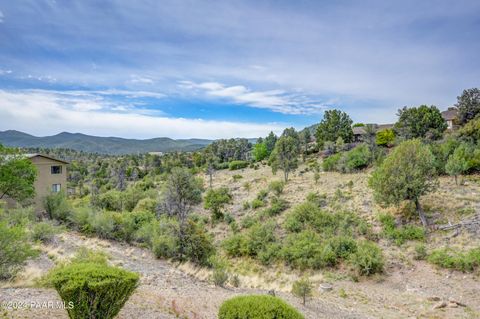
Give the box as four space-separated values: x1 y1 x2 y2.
353 127 367 135
24 153 70 164
353 124 394 135
441 108 458 121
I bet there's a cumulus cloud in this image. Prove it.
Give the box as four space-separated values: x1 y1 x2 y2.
179 81 327 115
0 90 285 139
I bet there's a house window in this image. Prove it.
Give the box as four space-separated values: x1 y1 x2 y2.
52 184 61 193
51 165 62 174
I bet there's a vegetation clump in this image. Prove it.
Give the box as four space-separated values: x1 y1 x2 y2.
50 263 139 319
218 295 304 319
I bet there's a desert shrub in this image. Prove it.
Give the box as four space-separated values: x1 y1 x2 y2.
414 244 427 260
133 197 157 214
292 278 313 305
379 214 425 245
427 247 480 272
322 153 341 171
284 202 369 237
229 160 249 170
89 211 115 239
348 241 384 276
262 197 289 216
281 231 337 269
31 221 57 243
223 233 248 257
305 192 327 208
268 180 285 196
50 263 139 319
152 234 177 259
343 144 372 172
257 242 281 265
218 295 304 319
0 206 36 226
180 219 216 266
251 198 265 209
44 191 71 222
0 221 37 280
68 206 94 233
204 187 233 221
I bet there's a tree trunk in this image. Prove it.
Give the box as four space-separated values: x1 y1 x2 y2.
414 199 428 228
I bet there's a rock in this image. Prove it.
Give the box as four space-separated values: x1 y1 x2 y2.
432 301 447 310
448 298 466 307
319 283 333 292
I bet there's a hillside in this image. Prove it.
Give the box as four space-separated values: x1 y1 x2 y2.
0 130 213 155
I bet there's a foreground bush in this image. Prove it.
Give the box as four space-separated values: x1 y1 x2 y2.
428 247 480 272
218 295 304 319
0 221 37 280
50 263 139 319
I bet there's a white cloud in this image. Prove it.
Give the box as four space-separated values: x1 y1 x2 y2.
179 81 327 115
0 90 285 139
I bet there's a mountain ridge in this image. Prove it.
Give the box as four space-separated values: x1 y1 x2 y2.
0 130 213 155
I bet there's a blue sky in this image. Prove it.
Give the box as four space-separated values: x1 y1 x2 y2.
0 0 479 139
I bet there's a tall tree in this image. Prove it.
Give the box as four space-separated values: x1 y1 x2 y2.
159 167 203 258
269 136 300 182
0 149 37 203
369 140 438 227
456 88 480 124
315 110 354 148
394 105 447 140
264 131 278 155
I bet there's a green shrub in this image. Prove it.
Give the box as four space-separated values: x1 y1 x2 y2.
292 278 313 305
229 161 249 170
0 207 35 226
31 221 57 243
152 234 177 259
133 197 157 214
268 180 285 196
0 221 37 280
262 197 289 216
50 263 139 319
379 214 425 245
427 247 480 272
218 295 304 319
44 191 71 222
348 241 384 276
414 244 427 260
204 187 233 221
251 198 265 209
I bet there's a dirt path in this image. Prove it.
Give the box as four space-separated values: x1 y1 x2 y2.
1 231 479 319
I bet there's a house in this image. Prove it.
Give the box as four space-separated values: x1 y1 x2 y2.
353 124 394 142
441 107 459 130
4 154 69 212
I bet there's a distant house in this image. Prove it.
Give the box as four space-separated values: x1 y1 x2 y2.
353 124 394 142
4 154 68 212
441 107 459 130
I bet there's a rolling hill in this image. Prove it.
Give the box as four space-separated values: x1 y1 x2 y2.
0 130 213 155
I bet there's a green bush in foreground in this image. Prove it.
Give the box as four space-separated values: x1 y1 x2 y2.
50 263 139 319
218 295 304 319
428 247 480 272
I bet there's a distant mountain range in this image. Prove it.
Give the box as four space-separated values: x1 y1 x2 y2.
0 130 213 155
